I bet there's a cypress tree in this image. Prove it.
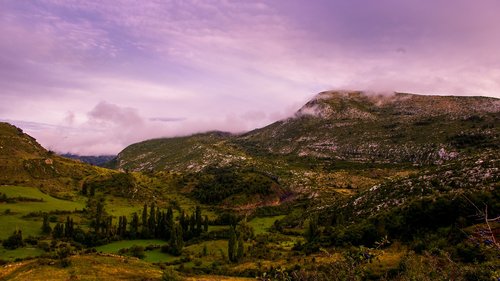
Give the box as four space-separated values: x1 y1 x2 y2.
306 215 319 243
237 234 244 261
148 203 156 237
203 215 209 232
169 223 184 256
165 207 174 240
188 214 195 239
95 199 104 233
141 204 149 238
195 206 202 236
64 216 74 238
179 211 188 236
41 213 51 234
130 213 139 239
228 227 237 262
53 223 64 239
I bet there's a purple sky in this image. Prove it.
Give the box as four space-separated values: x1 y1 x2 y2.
1 0 500 155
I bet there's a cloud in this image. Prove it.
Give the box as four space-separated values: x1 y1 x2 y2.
1 1 500 154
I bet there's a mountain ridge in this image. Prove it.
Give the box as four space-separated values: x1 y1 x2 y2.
113 91 499 174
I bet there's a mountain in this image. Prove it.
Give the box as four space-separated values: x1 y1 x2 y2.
238 91 499 163
0 122 110 196
60 153 116 166
112 91 499 195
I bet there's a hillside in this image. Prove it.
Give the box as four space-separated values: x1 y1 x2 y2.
238 91 499 164
1 92 499 280
112 91 499 196
0 122 111 196
116 92 499 171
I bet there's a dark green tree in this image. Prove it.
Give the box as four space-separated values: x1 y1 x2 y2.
237 234 244 261
165 207 174 240
188 214 195 239
148 203 156 237
41 213 51 234
203 215 209 232
195 206 202 235
141 204 149 238
53 223 64 239
228 227 237 262
169 223 184 256
64 216 74 238
86 197 107 234
2 230 24 249
306 215 319 243
130 212 139 239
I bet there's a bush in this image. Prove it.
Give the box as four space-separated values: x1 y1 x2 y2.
2 230 24 249
129 245 145 259
162 268 182 281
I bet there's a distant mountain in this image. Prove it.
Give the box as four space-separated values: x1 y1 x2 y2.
60 153 116 167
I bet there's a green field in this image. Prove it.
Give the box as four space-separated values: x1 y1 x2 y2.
0 246 44 261
94 239 178 263
0 185 85 239
248 215 285 235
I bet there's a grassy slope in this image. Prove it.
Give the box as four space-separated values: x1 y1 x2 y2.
0 186 84 239
0 255 163 281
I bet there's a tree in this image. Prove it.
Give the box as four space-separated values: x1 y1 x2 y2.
165 207 174 240
64 216 74 238
95 199 104 233
41 213 52 234
86 197 107 234
306 215 319 243
228 227 237 262
130 213 139 239
195 206 202 235
148 203 156 237
237 234 244 261
188 214 196 239
2 230 24 249
169 223 184 256
141 204 149 238
53 223 64 239
204 215 209 232
118 216 128 238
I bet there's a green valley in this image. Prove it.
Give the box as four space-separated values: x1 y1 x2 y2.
0 92 499 280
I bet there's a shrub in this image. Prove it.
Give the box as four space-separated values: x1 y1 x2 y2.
161 268 182 281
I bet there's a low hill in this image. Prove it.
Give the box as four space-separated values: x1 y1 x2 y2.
0 122 111 196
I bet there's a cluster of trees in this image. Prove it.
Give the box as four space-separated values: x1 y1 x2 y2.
189 166 275 204
227 220 253 263
291 189 500 263
2 230 24 249
228 226 245 263
38 198 209 257
81 173 136 197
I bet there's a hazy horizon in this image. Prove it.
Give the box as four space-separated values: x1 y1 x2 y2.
2 0 500 155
